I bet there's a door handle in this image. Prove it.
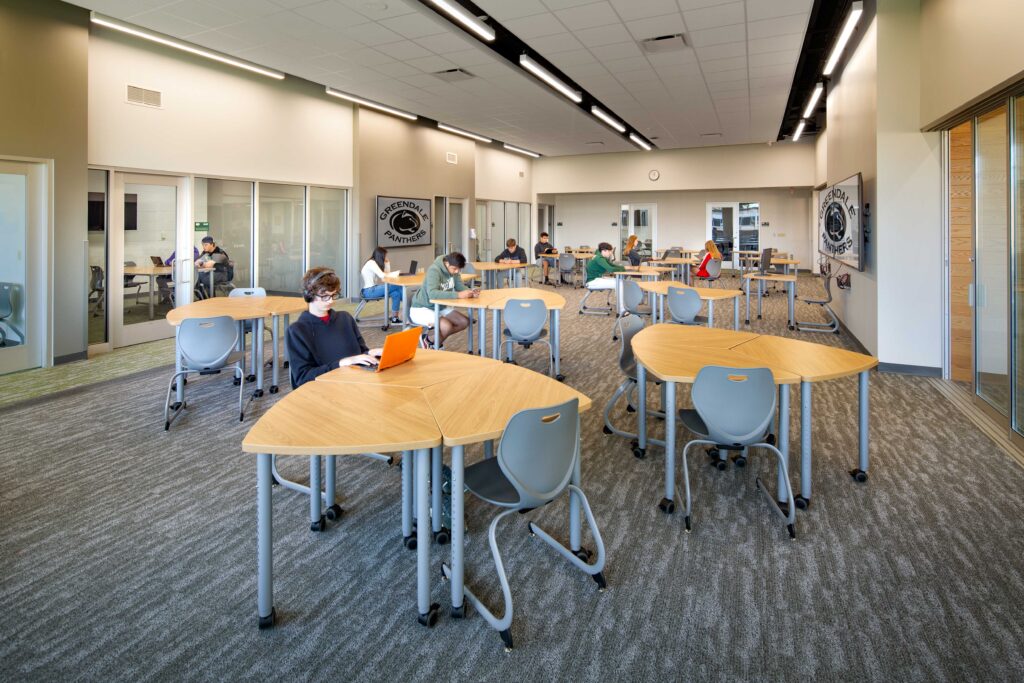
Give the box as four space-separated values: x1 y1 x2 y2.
967 283 974 307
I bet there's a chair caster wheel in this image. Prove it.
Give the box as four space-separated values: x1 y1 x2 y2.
612 336 618 341
381 326 389 331
418 603 440 628
433 528 450 545
592 571 607 591
499 628 514 651
450 604 465 619
573 547 592 562
386 456 395 466
733 455 747 468
310 515 326 532
745 319 750 325
684 515 691 532
182 378 187 385
252 389 264 398
789 325 795 331
713 460 727 471
705 447 719 459
269 385 279 394
403 534 417 550
632 446 646 459
833 330 840 335
787 524 797 540
626 404 636 413
164 422 170 431
325 504 344 521
233 377 241 386
658 498 675 514
283 361 289 368
766 433 776 445
602 425 613 435
794 496 809 510
246 374 256 383
258 607 276 630
556 374 565 382
850 468 868 482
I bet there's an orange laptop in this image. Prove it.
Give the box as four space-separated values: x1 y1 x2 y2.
364 326 421 372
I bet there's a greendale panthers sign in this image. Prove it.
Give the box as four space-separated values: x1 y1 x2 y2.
818 174 863 270
376 196 431 248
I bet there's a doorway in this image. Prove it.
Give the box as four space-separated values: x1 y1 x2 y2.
706 201 760 269
619 203 656 259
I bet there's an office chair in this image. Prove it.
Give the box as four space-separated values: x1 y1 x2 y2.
579 280 614 315
442 398 606 651
797 262 841 334
602 315 665 456
612 278 651 341
353 288 390 331
666 286 705 325
122 261 145 308
693 257 722 286
557 253 578 288
677 366 796 538
501 298 553 376
164 315 246 430
88 266 105 316
0 282 22 347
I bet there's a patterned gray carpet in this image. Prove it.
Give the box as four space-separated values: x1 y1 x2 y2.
3 273 1024 681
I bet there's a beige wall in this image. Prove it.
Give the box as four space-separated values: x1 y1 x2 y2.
89 31 353 187
0 0 89 361
534 143 815 195
920 0 1024 127
475 146 532 204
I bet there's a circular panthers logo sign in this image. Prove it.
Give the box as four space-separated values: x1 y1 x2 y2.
824 202 846 243
818 184 858 259
390 209 421 236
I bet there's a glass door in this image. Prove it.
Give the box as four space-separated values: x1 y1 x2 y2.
707 202 738 266
0 160 46 375
738 202 761 262
87 169 109 348
1015 96 1024 433
975 105 1009 415
447 198 465 255
110 172 187 348
629 203 656 260
257 183 305 295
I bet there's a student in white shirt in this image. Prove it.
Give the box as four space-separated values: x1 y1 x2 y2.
360 246 403 324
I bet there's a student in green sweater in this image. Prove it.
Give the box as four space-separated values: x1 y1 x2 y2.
585 241 625 292
409 252 477 348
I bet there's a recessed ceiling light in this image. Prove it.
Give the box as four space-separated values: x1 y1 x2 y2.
428 0 495 41
519 54 582 103
629 134 652 151
503 143 540 158
437 122 492 143
325 87 417 120
792 120 806 141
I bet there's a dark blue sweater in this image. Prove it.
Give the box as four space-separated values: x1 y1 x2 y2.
286 310 367 388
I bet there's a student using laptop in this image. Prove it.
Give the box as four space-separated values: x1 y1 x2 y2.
287 267 383 388
534 232 557 284
359 246 403 324
409 252 476 349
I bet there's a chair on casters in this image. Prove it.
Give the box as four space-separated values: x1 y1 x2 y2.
612 278 651 341
603 315 664 457
666 286 705 325
353 293 389 331
501 298 553 376
122 261 145 308
88 267 105 317
557 253 577 288
163 315 246 430
443 397 606 651
797 263 840 334
693 258 722 287
676 366 796 538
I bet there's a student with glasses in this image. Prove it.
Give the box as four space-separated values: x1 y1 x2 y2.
286 267 383 388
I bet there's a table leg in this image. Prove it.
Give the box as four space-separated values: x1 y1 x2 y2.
148 275 155 320
707 300 714 328
175 326 184 404
384 285 390 330
253 318 265 398
415 448 436 626
309 455 323 530
659 294 665 323
569 429 582 552
282 315 291 368
854 371 870 481
745 277 751 325
450 445 465 616
433 303 440 350
478 308 487 357
616 276 625 317
402 287 411 329
797 381 812 508
256 453 274 628
401 450 413 544
788 281 795 330
492 307 500 359
777 384 790 504
208 269 215 298
270 314 280 393
467 308 474 354
431 446 444 536
733 296 739 331
757 279 763 319
637 364 647 455
663 381 676 507
552 309 563 381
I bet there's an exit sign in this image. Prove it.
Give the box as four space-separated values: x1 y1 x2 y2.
194 221 210 231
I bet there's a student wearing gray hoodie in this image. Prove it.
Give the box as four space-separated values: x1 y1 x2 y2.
409 252 477 347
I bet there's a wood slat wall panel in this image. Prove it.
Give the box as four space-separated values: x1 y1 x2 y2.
949 121 974 383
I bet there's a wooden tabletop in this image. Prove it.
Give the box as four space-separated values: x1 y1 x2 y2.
430 288 508 310
738 255 799 266
631 325 800 385
623 265 674 274
742 273 797 283
470 262 528 271
124 264 172 276
649 257 696 266
630 323 758 349
637 281 741 300
318 347 500 389
242 382 442 455
731 336 878 382
166 295 305 325
574 253 595 260
383 272 479 287
422 362 592 446
431 286 566 311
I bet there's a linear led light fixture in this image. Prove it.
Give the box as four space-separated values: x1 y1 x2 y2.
803 82 824 118
503 143 540 158
428 0 495 41
823 1 864 76
792 120 806 141
629 133 652 151
519 54 582 103
325 88 418 121
591 106 626 133
438 123 492 143
90 14 284 80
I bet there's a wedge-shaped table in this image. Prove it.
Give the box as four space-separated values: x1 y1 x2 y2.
637 280 743 329
631 324 801 515
648 257 696 283
470 261 528 289
743 272 797 329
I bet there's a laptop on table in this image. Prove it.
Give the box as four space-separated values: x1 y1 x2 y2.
356 325 421 372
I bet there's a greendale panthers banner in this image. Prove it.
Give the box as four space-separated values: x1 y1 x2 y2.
377 196 431 248
818 173 863 271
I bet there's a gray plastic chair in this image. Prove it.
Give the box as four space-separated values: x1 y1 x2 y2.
557 253 577 287
797 265 840 334
666 286 704 325
0 282 20 346
122 261 144 307
353 287 389 330
163 315 246 430
444 398 606 651
603 315 664 449
88 266 105 316
502 299 552 376
612 277 651 341
677 366 796 538
694 257 722 286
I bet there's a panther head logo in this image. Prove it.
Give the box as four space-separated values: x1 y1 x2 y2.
824 202 845 243
390 209 420 236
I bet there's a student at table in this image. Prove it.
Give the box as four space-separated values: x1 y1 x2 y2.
495 238 527 264
195 236 231 298
287 267 383 388
623 234 642 266
585 241 625 291
409 252 477 348
359 246 403 324
534 232 557 284
157 246 199 304
691 240 722 279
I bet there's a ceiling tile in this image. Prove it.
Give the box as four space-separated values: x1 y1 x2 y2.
749 49 799 67
607 0 680 21
747 14 809 40
541 0 603 10
624 14 686 41
553 2 619 30
745 0 812 22
528 32 586 54
292 0 369 29
413 32 475 55
589 41 644 62
600 55 651 73
689 25 745 48
336 0 417 21
128 9 207 37
475 0 549 21
405 55 458 73
504 12 565 39
378 12 448 39
331 21 403 46
573 23 633 47
701 55 747 73
682 2 745 31
376 40 433 61
747 34 803 54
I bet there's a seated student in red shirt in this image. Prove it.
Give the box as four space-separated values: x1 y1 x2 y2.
287 267 383 388
691 240 722 279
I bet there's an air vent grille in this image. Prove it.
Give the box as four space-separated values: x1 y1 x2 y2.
433 68 475 82
639 34 688 53
126 84 162 108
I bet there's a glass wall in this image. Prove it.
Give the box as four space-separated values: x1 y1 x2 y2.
0 172 27 350
1014 97 1024 431
122 181 176 327
518 202 530 250
196 178 252 289
258 183 305 295
308 186 347 281
87 169 108 345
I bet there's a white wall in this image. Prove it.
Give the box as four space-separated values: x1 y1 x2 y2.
551 188 812 265
88 31 353 188
475 146 532 203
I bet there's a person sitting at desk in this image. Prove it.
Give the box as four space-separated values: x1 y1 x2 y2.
194 236 231 298
157 246 199 304
360 246 403 324
287 267 383 388
534 232 557 284
495 238 527 264
409 252 476 349
691 239 722 279
623 234 642 266
585 241 625 291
